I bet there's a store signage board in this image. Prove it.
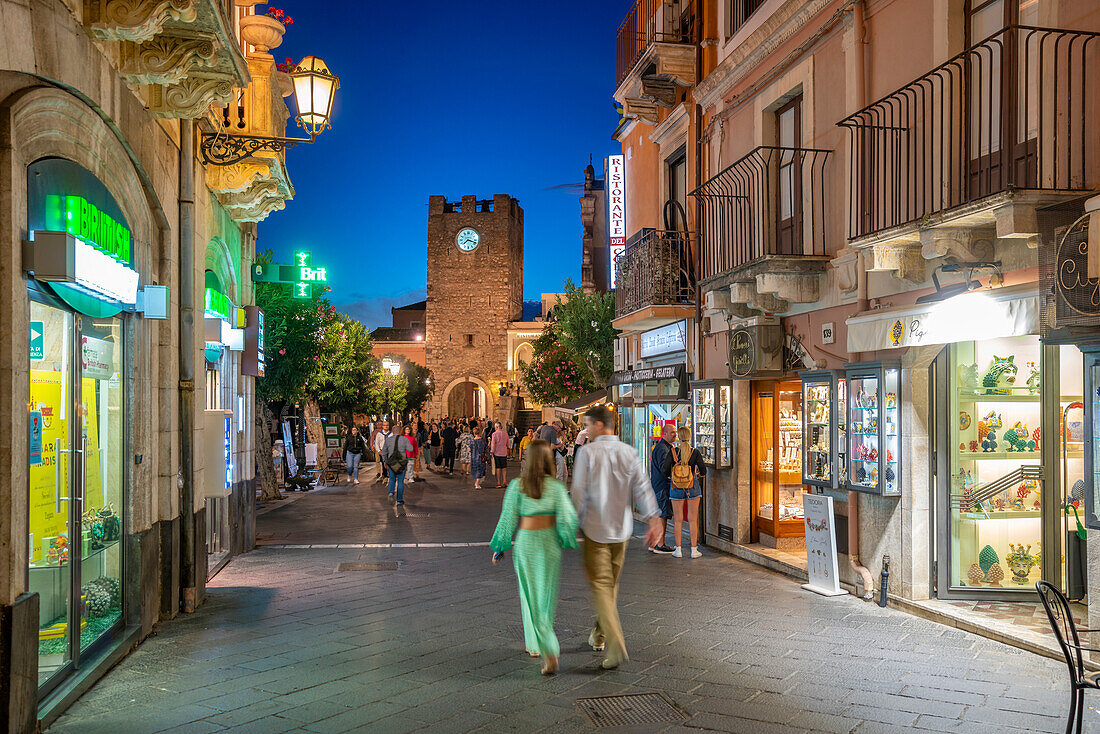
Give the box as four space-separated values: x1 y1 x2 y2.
609 363 685 386
243 306 265 377
641 321 686 358
607 154 626 289
802 494 845 596
846 285 1040 353
223 414 232 492
204 287 231 319
729 327 756 378
30 321 43 360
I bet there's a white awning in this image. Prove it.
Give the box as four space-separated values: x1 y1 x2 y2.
846 283 1040 353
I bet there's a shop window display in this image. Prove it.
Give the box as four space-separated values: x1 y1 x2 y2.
845 362 900 496
950 336 1046 589
691 381 732 467
802 372 846 488
753 381 805 541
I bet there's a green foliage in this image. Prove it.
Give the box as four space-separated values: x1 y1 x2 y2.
552 280 618 385
518 323 600 405
379 353 434 414
308 314 381 419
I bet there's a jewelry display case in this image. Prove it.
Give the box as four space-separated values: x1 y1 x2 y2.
845 361 901 496
801 370 846 489
691 380 732 467
752 380 806 542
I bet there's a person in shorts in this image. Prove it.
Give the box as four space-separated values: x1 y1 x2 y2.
670 426 705 558
491 421 510 487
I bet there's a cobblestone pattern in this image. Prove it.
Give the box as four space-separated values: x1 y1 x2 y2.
48 474 1094 734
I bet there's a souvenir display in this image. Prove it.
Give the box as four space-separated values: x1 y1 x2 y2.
1005 543 1039 584
845 362 901 496
959 411 971 431
1026 361 1040 394
982 355 1019 395
692 382 732 467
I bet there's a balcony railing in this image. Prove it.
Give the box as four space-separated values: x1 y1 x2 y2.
839 25 1100 241
691 146 831 283
614 229 696 318
616 0 693 87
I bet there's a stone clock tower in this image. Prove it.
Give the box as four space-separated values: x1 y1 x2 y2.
425 194 524 418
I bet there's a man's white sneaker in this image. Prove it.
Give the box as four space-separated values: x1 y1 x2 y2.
691 547 702 558
672 547 682 558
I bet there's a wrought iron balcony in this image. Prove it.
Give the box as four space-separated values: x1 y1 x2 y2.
613 229 696 319
616 0 694 87
839 25 1100 241
691 146 831 284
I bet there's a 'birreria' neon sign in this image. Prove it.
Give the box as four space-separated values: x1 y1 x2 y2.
47 195 132 263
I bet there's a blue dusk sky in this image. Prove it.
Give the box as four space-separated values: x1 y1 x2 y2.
257 1 625 329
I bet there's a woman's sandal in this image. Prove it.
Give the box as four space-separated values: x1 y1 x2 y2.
527 650 540 658
541 656 558 675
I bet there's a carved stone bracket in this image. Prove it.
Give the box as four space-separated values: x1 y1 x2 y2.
831 247 860 299
87 0 199 43
641 76 678 108
919 227 995 262
729 282 789 314
206 154 293 223
622 98 659 125
146 74 235 118
755 271 823 304
870 242 926 283
119 33 218 85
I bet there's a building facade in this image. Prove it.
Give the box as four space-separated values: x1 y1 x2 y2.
425 194 524 419
610 0 1100 642
0 1 303 726
371 300 427 366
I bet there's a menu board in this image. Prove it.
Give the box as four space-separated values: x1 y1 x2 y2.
802 494 844 596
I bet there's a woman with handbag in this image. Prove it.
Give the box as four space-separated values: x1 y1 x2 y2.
490 440 579 674
671 426 706 558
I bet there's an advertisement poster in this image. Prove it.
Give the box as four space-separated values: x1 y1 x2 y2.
802 494 845 596
282 420 298 477
29 370 69 563
29 410 43 465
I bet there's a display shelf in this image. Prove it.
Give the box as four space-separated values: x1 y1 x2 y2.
28 538 120 570
957 392 1041 403
960 510 1042 520
957 451 1046 461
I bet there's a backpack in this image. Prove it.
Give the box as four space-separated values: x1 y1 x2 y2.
386 437 408 474
671 445 694 490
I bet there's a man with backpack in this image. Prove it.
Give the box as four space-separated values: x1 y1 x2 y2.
648 424 676 555
342 426 368 485
384 423 414 505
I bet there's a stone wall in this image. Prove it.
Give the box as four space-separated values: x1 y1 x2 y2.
425 194 523 419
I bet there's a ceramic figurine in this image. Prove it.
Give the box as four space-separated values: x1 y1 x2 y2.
1026 362 1040 394
1016 483 1031 499
1004 422 1036 452
968 440 980 453
1072 479 1086 502
978 544 999 574
959 411 971 430
982 355 1018 395
967 563 985 586
856 465 868 483
981 429 998 452
993 497 1007 511
1010 497 1025 511
1005 543 1038 584
986 563 1005 586
886 392 897 409
958 363 980 390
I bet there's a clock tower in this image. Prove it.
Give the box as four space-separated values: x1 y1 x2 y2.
425 194 524 419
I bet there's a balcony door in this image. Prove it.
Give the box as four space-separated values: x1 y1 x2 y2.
776 95 803 255
966 0 1039 198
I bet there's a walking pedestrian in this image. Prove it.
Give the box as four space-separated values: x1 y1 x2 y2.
342 426 367 484
507 421 518 458
429 421 442 468
403 423 419 489
491 421 510 487
671 426 705 558
458 425 474 476
490 440 579 675
374 421 392 485
471 429 488 489
384 424 413 505
649 424 676 554
519 428 534 474
442 420 458 474
571 405 663 670
542 420 567 482
414 420 429 481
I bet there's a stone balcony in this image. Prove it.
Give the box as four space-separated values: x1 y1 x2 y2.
614 0 696 126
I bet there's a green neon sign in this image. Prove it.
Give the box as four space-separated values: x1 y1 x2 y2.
291 251 326 298
205 287 231 318
46 195 131 263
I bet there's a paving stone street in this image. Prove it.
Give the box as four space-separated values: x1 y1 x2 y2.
48 469 1094 733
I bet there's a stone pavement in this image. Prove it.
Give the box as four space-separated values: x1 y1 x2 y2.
48 470 1095 733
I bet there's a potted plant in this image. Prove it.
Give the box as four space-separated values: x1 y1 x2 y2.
240 7 293 54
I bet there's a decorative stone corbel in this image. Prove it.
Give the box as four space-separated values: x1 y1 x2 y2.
755 271 823 304
919 228 995 262
119 33 218 85
994 202 1039 242
86 0 199 43
729 282 789 314
831 247 860 297
641 77 678 108
622 98 659 125
870 242 925 283
146 74 235 118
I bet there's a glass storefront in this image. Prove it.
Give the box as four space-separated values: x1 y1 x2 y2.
752 380 805 540
29 298 124 688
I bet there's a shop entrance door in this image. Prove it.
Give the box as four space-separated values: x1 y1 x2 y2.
29 297 124 695
751 380 806 545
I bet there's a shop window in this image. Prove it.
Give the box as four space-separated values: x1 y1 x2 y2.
752 380 805 543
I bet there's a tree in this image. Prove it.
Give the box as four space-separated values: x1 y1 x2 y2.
379 354 434 416
518 323 600 405
552 279 618 385
309 314 381 429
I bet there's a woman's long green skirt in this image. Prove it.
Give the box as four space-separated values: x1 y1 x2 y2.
513 528 562 658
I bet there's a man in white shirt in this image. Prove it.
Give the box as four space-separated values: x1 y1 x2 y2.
571 405 663 670
373 421 391 484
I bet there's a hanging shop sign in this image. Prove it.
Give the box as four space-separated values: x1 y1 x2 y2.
640 321 686 358
204 287 231 319
846 284 1040 353
728 321 783 378
251 250 328 299
243 306 265 377
607 154 626 289
203 410 233 498
801 495 845 597
26 159 139 317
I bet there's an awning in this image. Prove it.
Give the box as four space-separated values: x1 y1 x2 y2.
553 390 608 418
846 283 1040 353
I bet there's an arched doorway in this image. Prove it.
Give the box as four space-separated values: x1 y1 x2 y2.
441 375 490 419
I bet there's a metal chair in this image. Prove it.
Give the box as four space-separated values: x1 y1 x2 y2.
1036 580 1100 734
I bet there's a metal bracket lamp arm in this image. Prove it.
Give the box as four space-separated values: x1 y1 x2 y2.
199 130 316 166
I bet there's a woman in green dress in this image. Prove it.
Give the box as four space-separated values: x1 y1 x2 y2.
491 439 579 675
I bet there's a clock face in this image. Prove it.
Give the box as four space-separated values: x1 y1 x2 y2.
456 228 480 252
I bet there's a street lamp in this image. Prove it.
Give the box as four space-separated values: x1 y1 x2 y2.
200 56 341 165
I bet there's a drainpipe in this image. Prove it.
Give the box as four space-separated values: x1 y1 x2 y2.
847 0 875 601
179 119 197 612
